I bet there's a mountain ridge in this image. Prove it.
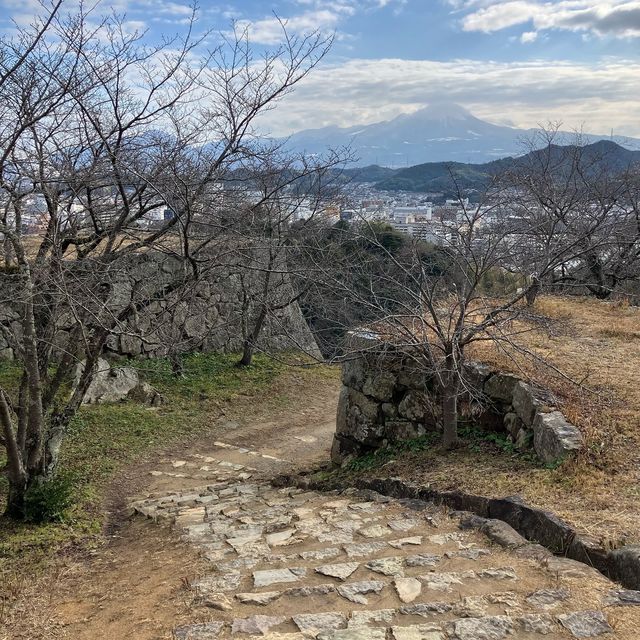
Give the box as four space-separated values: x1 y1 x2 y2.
339 139 640 194
282 102 639 167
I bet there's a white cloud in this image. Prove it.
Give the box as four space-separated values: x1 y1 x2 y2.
520 30 538 42
454 1 640 39
256 56 640 139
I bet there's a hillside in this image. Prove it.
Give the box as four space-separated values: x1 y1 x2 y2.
346 139 640 193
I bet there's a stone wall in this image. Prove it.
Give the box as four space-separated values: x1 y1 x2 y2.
0 252 320 360
331 348 583 465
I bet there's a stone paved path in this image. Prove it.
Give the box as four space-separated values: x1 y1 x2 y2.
129 436 640 640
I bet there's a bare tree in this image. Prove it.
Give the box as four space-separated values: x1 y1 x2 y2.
0 3 333 518
309 155 620 449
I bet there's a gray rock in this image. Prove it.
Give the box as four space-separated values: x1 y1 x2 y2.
235 591 281 605
558 611 613 637
603 589 640 606
348 609 395 627
363 371 397 401
285 584 336 597
607 545 640 590
526 588 570 609
484 373 520 403
231 615 287 635
406 553 441 567
358 524 389 538
398 391 427 421
192 573 242 593
315 562 360 581
481 519 528 549
503 412 522 438
366 556 405 576
392 624 445 640
253 568 304 587
512 382 541 426
395 577 422 603
174 622 224 639
533 411 583 463
318 630 387 640
336 580 385 604
300 547 342 561
77 358 139 404
542 556 599 578
293 612 347 635
399 602 453 617
388 536 422 548
518 614 556 634
454 595 489 618
342 358 366 391
450 615 514 640
478 567 517 580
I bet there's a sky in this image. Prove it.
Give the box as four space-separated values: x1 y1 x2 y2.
3 0 640 138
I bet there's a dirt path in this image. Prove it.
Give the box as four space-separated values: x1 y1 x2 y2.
14 376 640 640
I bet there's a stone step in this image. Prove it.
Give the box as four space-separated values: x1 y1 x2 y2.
174 609 614 638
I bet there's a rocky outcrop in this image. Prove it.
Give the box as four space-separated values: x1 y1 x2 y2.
331 348 583 465
76 358 163 405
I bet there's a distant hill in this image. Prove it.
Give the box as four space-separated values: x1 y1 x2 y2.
338 140 640 194
282 102 639 167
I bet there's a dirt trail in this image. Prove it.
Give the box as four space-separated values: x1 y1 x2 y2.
13 377 640 640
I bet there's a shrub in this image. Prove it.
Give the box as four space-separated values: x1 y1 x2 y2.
24 474 75 523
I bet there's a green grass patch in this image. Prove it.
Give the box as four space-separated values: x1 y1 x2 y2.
0 352 292 561
345 433 441 473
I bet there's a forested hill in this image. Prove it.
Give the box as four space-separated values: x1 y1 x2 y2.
341 140 640 193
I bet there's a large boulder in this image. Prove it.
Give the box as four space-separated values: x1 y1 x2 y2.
362 371 397 401
512 382 545 426
398 391 427 421
484 372 520 403
533 411 583 463
77 358 139 404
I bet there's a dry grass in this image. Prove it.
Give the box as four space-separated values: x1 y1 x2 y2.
367 295 640 544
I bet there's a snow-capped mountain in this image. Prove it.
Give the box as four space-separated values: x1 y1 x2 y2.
281 103 637 167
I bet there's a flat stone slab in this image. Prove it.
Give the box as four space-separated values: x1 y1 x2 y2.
558 611 614 637
193 573 242 593
450 615 514 640
293 612 347 635
236 591 281 606
391 624 445 640
518 614 555 634
343 542 387 558
421 571 475 591
317 629 387 640
603 589 640 606
300 547 341 561
406 554 441 567
478 567 517 580
395 577 422 603
366 556 405 577
337 580 385 604
315 562 360 581
253 568 305 587
526 588 570 609
400 603 453 617
232 615 287 635
285 584 336 597
174 622 224 639
348 609 395 627
389 537 422 549
358 524 390 538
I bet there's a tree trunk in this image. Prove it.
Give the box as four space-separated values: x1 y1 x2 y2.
5 479 28 519
441 379 459 450
237 305 268 367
